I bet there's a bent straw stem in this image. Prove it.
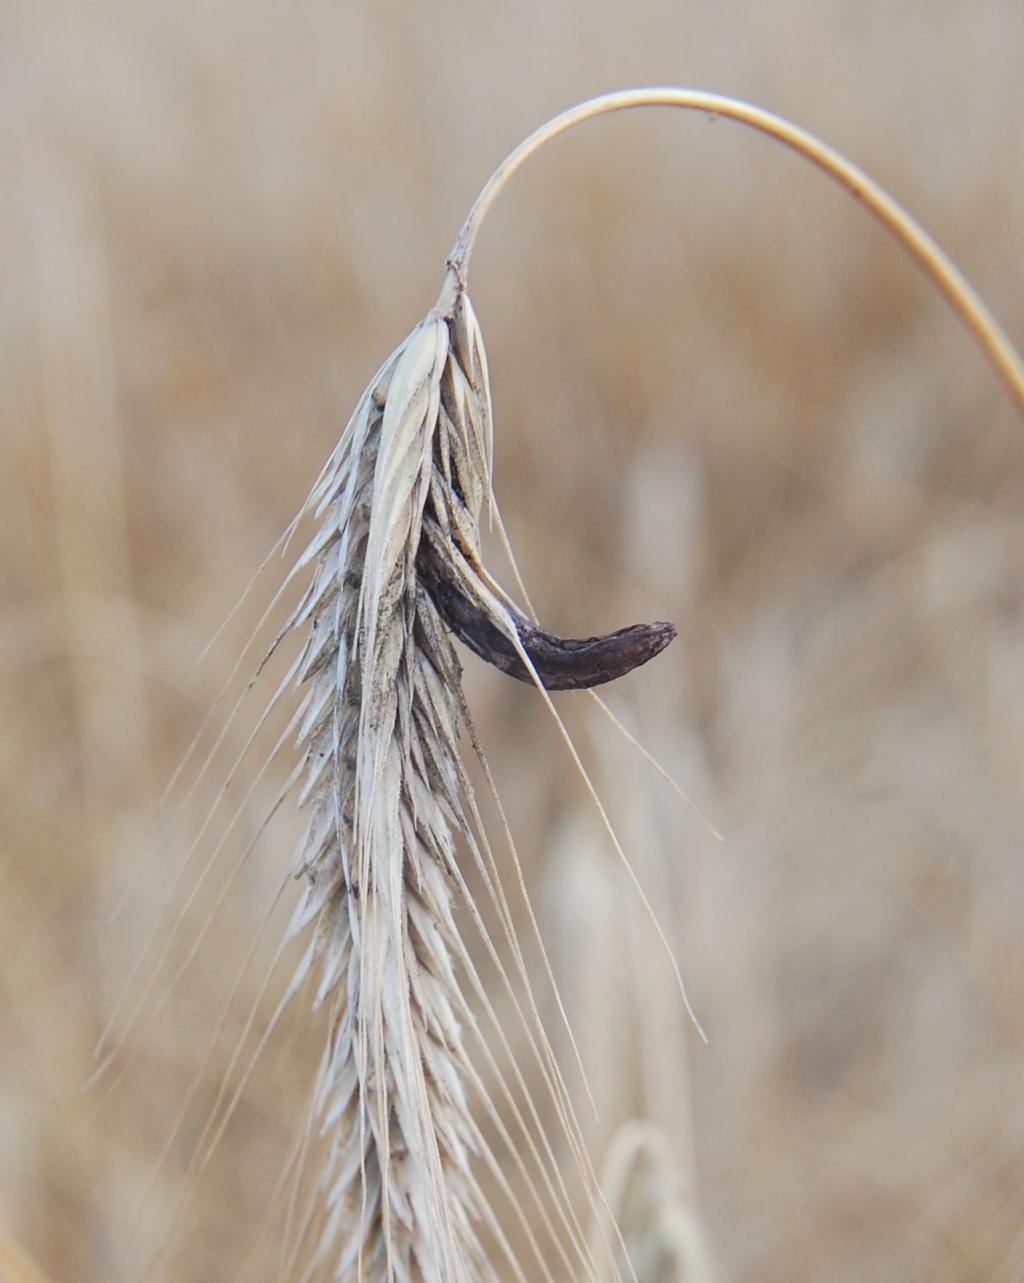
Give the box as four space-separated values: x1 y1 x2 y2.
447 87 1024 418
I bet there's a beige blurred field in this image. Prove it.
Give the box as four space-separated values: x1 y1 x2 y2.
3 2 1024 1281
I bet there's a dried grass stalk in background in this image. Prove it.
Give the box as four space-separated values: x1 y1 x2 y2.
596 1124 717 1283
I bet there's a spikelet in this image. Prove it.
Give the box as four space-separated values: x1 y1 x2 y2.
282 284 503 1283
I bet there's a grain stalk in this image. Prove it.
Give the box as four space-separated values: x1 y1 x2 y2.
228 88 1024 1281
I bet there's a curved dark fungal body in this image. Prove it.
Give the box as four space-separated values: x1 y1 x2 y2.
422 559 676 690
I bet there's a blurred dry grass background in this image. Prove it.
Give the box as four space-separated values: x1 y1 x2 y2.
3 1 1024 1280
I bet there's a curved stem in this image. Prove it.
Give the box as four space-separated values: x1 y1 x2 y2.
447 87 1024 417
